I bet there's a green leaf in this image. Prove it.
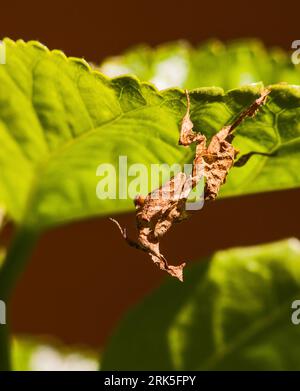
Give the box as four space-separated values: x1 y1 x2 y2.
102 239 300 370
100 39 300 90
1 39 300 229
12 337 98 371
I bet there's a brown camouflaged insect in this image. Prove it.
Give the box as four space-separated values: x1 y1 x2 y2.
111 88 270 281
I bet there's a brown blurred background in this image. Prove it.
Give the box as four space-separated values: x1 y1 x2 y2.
1 0 300 350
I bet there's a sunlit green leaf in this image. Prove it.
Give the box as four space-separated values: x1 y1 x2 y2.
0 39 300 230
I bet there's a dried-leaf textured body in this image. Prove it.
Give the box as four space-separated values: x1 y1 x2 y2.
111 88 270 281
135 173 190 281
203 126 238 200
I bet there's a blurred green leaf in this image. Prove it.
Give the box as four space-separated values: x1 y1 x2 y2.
11 338 36 371
100 40 300 90
1 40 300 230
12 337 98 371
102 239 300 370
